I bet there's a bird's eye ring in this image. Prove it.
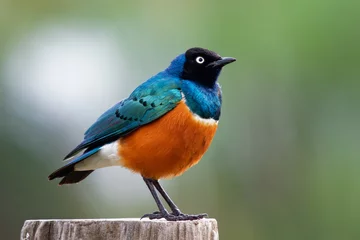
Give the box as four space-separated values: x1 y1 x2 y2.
195 56 205 64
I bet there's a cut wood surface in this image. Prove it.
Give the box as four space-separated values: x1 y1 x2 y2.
21 218 218 240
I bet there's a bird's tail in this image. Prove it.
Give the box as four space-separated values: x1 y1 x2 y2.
48 148 100 185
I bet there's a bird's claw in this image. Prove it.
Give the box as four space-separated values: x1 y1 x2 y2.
141 211 207 221
141 211 162 220
169 212 208 221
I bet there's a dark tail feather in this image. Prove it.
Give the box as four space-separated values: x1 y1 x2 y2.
48 162 94 185
48 147 100 185
48 163 73 181
59 170 94 185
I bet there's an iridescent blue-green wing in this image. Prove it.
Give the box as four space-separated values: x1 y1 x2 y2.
64 78 182 159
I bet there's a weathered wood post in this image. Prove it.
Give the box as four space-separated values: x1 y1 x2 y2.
21 218 218 240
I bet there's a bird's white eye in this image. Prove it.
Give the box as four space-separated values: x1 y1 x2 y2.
195 56 205 64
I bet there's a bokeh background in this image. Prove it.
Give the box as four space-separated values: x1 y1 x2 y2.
1 1 359 239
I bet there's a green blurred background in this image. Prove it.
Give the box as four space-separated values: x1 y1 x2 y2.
1 1 359 239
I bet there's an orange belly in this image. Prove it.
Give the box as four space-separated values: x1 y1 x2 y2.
118 101 218 179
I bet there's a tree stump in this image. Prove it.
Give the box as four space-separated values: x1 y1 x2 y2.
21 218 219 240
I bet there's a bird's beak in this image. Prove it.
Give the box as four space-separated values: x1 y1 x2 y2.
207 57 236 68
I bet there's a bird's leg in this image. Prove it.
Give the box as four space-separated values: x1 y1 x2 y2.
141 177 169 220
149 179 208 221
150 179 181 215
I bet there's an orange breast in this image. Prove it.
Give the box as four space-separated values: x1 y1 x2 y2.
118 100 218 179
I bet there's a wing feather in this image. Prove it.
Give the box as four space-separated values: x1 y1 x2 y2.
64 77 182 159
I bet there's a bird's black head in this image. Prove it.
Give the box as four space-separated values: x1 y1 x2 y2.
180 47 236 87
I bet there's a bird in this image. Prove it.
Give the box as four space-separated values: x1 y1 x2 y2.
48 47 236 221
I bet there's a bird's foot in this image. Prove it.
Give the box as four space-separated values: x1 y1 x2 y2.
141 211 163 220
169 212 208 221
141 211 207 221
